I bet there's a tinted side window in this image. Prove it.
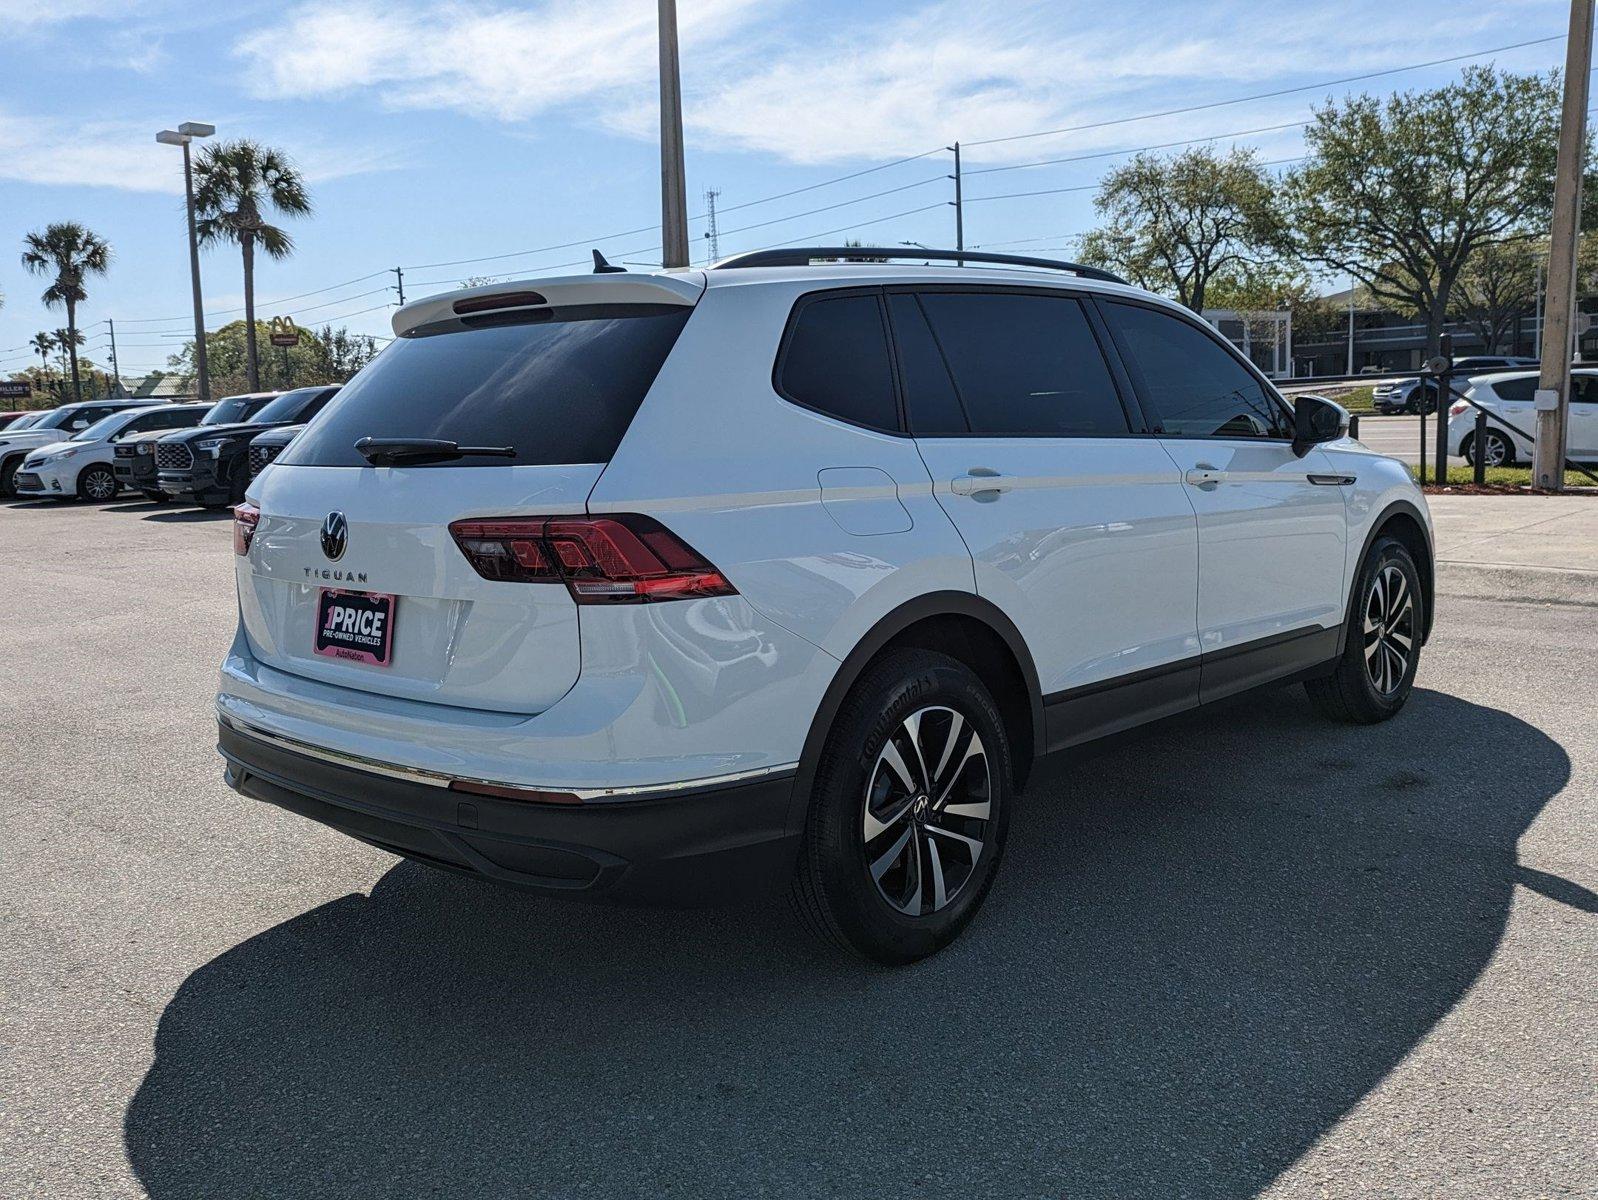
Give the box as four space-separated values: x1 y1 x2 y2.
778 294 898 431
1106 302 1289 438
1491 377 1537 402
912 292 1130 436
887 294 967 434
1574 377 1598 404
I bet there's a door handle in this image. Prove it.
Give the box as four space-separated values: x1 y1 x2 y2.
951 469 1012 497
1184 466 1227 488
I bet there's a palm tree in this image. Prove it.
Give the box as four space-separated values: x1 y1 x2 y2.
54 329 84 401
21 222 112 402
192 139 312 391
30 331 56 380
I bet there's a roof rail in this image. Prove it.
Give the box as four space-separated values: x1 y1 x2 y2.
710 246 1128 285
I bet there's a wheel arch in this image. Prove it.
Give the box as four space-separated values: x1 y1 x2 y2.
789 593 1045 828
1354 500 1435 645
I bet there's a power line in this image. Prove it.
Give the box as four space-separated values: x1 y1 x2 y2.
399 150 949 273
963 34 1565 148
965 156 1305 205
114 269 392 326
965 119 1311 177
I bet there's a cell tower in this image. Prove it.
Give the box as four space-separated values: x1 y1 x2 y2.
703 187 722 262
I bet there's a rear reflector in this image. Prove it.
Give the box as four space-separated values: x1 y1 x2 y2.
449 778 582 805
449 513 737 604
452 290 547 315
233 502 260 556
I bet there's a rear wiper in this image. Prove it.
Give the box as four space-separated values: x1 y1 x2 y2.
354 437 517 466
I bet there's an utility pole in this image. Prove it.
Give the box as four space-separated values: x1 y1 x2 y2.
1346 284 1356 375
703 188 722 262
1534 0 1593 490
1535 258 1545 358
948 142 964 264
105 318 121 394
657 0 690 269
393 267 405 306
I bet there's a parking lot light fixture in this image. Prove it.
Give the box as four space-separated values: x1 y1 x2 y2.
157 122 215 403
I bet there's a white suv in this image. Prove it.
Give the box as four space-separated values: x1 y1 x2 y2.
217 248 1434 963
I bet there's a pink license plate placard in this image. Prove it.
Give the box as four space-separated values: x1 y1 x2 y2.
313 588 397 667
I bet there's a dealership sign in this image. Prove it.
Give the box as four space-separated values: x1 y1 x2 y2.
0 381 32 400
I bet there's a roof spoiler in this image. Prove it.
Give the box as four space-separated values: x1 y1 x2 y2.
711 246 1128 285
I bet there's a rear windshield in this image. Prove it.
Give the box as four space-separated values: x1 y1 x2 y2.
252 387 330 425
201 395 273 425
280 305 692 468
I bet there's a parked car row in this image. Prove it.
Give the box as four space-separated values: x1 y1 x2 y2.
1372 355 1537 414
0 385 338 505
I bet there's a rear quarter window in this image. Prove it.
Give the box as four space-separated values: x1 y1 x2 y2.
280 305 691 467
775 292 900 432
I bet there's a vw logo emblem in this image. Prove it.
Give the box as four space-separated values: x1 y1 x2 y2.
320 511 348 561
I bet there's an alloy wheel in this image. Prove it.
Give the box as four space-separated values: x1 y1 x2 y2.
1363 563 1415 696
84 468 116 500
862 705 992 917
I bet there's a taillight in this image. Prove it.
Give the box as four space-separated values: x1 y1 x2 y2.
1449 402 1470 417
449 513 737 603
233 502 260 556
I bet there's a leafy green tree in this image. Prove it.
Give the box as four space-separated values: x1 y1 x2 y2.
164 321 379 395
1286 66 1562 357
20 221 112 401
1078 146 1282 313
1456 239 1541 354
192 140 312 392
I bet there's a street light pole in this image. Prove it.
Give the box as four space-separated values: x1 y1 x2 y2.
157 122 215 403
657 0 690 269
1534 0 1593 490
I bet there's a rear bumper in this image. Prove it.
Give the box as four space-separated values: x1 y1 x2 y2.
218 720 801 905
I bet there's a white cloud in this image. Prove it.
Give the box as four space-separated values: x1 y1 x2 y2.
0 110 406 193
228 0 1570 168
236 0 765 122
669 0 1553 166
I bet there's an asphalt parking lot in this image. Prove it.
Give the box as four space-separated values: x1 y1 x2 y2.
1354 412 1466 466
2 495 1594 1199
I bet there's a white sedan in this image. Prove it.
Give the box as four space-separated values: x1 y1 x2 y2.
1447 369 1598 466
14 403 209 501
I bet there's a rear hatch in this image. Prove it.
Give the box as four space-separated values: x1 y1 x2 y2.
237 272 702 715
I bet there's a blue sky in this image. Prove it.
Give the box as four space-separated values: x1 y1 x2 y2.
0 0 1577 380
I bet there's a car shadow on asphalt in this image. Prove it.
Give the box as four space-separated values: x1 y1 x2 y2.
139 508 233 523
123 686 1571 1199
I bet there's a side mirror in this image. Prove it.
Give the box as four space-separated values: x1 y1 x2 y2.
1291 394 1349 458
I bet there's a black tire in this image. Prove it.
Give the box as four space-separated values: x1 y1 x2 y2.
0 456 18 498
141 490 167 503
1305 536 1423 724
1463 429 1515 468
75 463 119 502
791 649 1013 965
